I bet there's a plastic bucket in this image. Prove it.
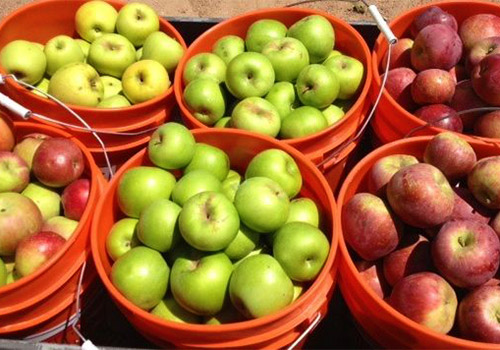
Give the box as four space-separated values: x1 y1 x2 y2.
371 0 500 144
173 8 372 191
0 0 187 166
0 118 104 340
337 135 500 349
91 128 338 349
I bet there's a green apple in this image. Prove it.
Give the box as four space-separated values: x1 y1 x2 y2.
280 106 328 139
229 254 293 318
48 62 104 107
75 39 91 61
87 33 136 78
234 177 290 233
183 78 225 126
184 143 230 181
232 246 266 269
75 0 118 42
122 60 170 104
287 15 335 63
32 42 44 51
0 40 47 84
6 269 21 285
32 77 50 98
293 282 304 302
231 97 281 138
324 54 364 100
204 302 245 325
325 49 342 61
265 82 298 120
171 250 233 315
105 218 140 261
116 3 159 47
22 183 61 221
42 216 79 240
101 76 123 99
214 117 231 128
98 95 131 108
245 149 302 198
212 35 245 64
151 296 202 323
111 246 169 310
245 19 287 53
225 52 275 98
224 225 260 260
183 53 226 85
262 37 309 82
171 170 222 207
273 222 329 282
179 191 239 251
13 133 49 169
321 104 345 126
221 169 241 202
142 31 185 74
138 199 181 252
0 258 7 287
296 64 339 108
117 166 176 218
148 122 196 170
286 197 319 227
44 35 85 76
136 47 143 60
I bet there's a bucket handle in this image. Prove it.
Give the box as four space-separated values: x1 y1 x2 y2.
287 312 322 350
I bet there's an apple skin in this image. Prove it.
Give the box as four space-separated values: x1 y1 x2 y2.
212 35 245 65
75 39 90 61
221 169 241 202
44 35 85 76
111 246 169 310
432 219 500 288
279 106 328 139
0 115 15 152
98 95 131 108
261 37 309 82
296 64 339 109
368 154 419 196
411 6 458 37
286 197 319 227
450 79 487 130
321 104 345 126
61 178 89 221
116 3 159 47
87 33 136 78
245 19 287 53
383 67 417 111
101 76 122 99
0 259 6 287
42 216 79 241
449 64 468 84
265 82 297 120
411 69 455 105
229 254 294 319
142 31 185 74
183 53 227 85
75 0 118 42
22 183 61 221
414 104 463 132
382 38 413 70
468 156 500 209
323 55 364 100
387 163 454 228
214 117 231 128
451 187 493 224
411 24 463 72
475 111 500 138
117 166 176 218
183 78 226 126
389 272 457 334
171 170 222 207
204 302 246 325
122 60 170 104
223 225 260 261
184 143 230 181
231 97 281 138
342 192 402 261
0 151 29 193
355 260 390 299
12 133 49 170
0 40 46 84
471 54 500 106
105 218 140 261
423 132 477 180
458 285 500 342
466 36 500 72
459 14 500 51
151 296 202 324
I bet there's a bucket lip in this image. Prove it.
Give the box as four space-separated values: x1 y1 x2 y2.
91 127 339 333
371 0 500 144
0 0 187 115
336 135 500 349
173 6 373 147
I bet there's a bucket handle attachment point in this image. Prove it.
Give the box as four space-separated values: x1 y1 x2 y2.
287 312 322 350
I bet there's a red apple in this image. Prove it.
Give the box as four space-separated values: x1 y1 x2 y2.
0 151 30 193
355 260 390 299
15 231 66 277
449 64 468 84
383 67 417 111
411 69 455 105
32 138 85 188
414 104 463 132
13 133 50 170
475 110 500 138
382 38 413 70
61 178 89 221
0 114 14 152
451 187 493 224
411 6 458 37
466 36 500 72
468 156 500 209
387 163 454 228
491 211 500 239
368 154 419 195
389 272 457 334
411 24 463 72
471 54 500 106
450 79 488 130
460 14 500 51
342 193 402 261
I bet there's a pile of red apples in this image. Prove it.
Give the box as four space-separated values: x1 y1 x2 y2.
384 6 500 137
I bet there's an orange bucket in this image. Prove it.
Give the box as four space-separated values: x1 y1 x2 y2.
337 135 500 349
92 128 338 349
173 8 372 192
371 0 500 144
0 0 187 166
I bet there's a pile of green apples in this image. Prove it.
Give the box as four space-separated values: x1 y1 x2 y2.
0 0 184 108
182 15 365 139
106 122 330 324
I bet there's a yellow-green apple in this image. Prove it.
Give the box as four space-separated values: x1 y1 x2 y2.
32 77 50 98
225 52 275 98
101 76 123 99
75 39 90 61
148 122 195 170
105 218 139 261
265 82 298 120
22 183 60 221
411 69 455 105
245 19 287 53
286 197 319 227
245 149 302 198
450 80 487 130
475 111 500 138
451 187 493 224
116 3 159 47
32 42 44 51
184 143 230 181
466 37 500 72
232 246 266 269
261 37 309 82
136 47 143 60
287 15 335 64
468 156 500 209
183 53 226 85
204 302 245 324
342 193 402 261
432 220 500 288
171 250 233 315
61 178 89 221
142 31 185 74
0 115 15 152
117 166 176 218
325 49 342 61
0 152 29 193
6 270 20 284
151 295 201 323
42 216 79 240
32 138 84 188
296 64 339 108
355 260 390 299
75 0 118 42
292 282 304 302
122 60 170 104
0 40 46 84
98 95 131 108
383 67 417 111
382 38 413 69
183 78 226 126
321 104 345 126
471 54 500 106
221 169 241 202
212 35 245 64
229 254 293 318
111 246 169 310
279 106 328 139
411 6 457 37
414 104 463 132
231 97 281 138
324 55 364 100
459 14 500 51
0 259 6 287
44 35 85 76
223 225 260 260
15 231 65 277
389 272 457 333
368 154 419 195
48 62 104 106
214 117 231 128
171 170 222 207
411 24 462 71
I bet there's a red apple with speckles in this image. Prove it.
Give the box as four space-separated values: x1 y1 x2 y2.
475 111 500 139
411 6 458 37
368 154 419 195
472 54 500 106
0 114 14 152
382 38 413 70
450 80 487 130
411 69 455 105
355 260 390 299
383 67 417 110
414 104 463 132
451 187 493 224
468 156 500 209
61 178 89 221
460 14 500 51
